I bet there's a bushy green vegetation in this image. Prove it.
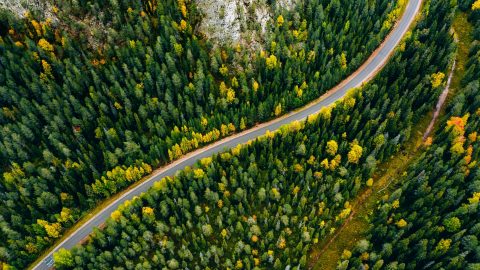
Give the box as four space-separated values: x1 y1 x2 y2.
342 3 480 270
0 0 403 267
47 0 456 268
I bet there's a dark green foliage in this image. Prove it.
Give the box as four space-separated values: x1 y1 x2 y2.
345 3 480 269
57 0 456 268
0 0 402 268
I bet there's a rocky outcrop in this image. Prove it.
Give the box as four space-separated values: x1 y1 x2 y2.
195 0 299 50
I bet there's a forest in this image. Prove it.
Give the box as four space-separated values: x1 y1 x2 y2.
0 0 404 268
342 1 480 269
42 0 458 268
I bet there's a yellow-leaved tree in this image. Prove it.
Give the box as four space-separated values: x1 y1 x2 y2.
348 143 363 164
430 72 445 88
326 140 338 156
277 15 284 26
38 38 54 52
472 0 480 10
37 219 62 238
178 0 187 17
274 103 282 116
266 54 278 69
340 52 347 69
111 210 122 221
53 249 74 268
252 80 259 92
193 168 205 179
142 207 154 216
446 114 469 156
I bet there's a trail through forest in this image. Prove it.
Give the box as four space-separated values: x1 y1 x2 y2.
308 113 431 270
423 61 456 139
308 11 471 270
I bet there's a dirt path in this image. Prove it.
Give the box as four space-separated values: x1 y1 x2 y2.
308 121 427 269
308 11 473 270
423 60 456 140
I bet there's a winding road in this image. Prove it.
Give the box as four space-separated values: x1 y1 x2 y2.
32 0 422 269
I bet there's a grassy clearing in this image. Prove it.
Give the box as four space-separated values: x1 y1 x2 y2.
308 113 431 270
449 11 473 101
307 11 473 270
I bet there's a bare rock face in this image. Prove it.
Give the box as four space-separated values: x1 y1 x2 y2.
0 0 55 19
195 0 298 50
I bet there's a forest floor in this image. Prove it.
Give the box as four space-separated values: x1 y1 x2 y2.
307 11 472 270
449 12 473 102
307 112 431 270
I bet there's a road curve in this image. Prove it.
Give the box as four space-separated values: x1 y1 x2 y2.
32 0 421 269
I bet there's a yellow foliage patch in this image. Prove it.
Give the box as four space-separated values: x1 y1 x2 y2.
326 140 338 156
348 144 363 164
111 210 122 221
193 168 205 179
38 38 54 52
468 192 480 204
430 72 445 88
472 0 480 10
274 103 282 116
396 219 407 228
142 207 154 216
277 15 284 26
266 54 278 69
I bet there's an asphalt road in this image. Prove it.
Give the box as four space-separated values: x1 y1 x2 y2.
32 0 421 269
